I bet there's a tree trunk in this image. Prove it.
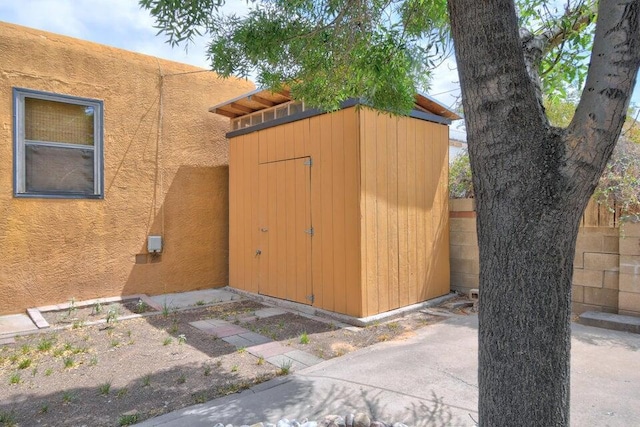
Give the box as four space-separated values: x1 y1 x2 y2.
447 0 640 425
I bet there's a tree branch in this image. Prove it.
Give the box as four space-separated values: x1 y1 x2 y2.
566 0 640 193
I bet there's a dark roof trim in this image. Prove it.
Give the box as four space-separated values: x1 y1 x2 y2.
226 99 452 138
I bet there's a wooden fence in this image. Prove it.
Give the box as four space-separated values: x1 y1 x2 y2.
581 198 623 228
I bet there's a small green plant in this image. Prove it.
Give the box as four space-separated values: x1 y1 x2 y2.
163 337 172 346
39 404 49 414
231 364 239 373
62 391 75 404
21 344 31 355
237 347 246 354
18 358 32 369
9 372 21 384
162 300 171 317
44 368 53 376
89 356 98 366
52 348 64 357
177 334 187 345
118 413 139 426
106 307 120 325
195 300 206 306
32 367 38 377
193 392 207 404
72 346 88 354
257 356 265 366
278 319 285 329
98 381 112 395
37 338 54 352
0 410 17 426
134 299 149 313
9 354 19 363
142 374 151 387
126 330 132 338
72 320 85 329
92 300 103 315
203 366 212 376
67 298 77 316
177 374 186 384
116 387 128 398
63 357 75 368
299 332 310 344
278 360 293 376
63 343 73 351
169 319 179 334
387 321 400 331
111 340 120 348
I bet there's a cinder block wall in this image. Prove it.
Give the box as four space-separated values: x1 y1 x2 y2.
619 223 640 316
449 199 640 316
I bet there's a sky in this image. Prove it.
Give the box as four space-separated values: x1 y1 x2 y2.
2 0 637 146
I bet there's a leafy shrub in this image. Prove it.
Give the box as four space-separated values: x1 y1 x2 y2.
449 150 474 199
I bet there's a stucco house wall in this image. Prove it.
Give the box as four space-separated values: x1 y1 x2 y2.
0 22 253 314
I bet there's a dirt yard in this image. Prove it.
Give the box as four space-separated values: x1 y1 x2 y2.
0 297 473 426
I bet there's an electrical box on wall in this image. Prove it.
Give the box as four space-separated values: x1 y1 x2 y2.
148 236 163 253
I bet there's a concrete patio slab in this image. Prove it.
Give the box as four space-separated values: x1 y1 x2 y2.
246 342 291 359
0 314 38 336
237 332 272 346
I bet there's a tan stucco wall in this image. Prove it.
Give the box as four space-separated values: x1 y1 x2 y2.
0 22 254 314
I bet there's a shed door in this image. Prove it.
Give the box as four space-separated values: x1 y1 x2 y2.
258 157 312 304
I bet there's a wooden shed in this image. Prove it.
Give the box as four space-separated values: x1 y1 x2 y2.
211 89 460 318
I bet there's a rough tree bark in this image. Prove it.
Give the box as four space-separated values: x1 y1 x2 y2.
447 0 639 426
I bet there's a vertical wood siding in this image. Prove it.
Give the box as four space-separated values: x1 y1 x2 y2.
359 108 450 317
229 107 363 316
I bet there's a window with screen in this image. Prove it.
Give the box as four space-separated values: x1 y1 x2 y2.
13 88 103 198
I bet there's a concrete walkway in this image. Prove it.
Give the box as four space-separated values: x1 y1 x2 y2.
138 315 640 427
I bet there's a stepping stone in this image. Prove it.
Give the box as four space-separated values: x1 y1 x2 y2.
254 308 287 319
189 319 232 331
266 354 307 371
282 349 324 367
222 334 256 349
246 341 291 358
208 325 250 338
237 332 272 346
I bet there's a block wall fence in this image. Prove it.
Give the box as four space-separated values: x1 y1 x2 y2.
449 198 640 316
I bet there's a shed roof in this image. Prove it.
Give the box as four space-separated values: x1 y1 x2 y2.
209 87 461 120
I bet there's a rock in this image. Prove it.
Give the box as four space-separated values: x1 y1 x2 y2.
300 422 318 427
323 415 345 427
265 424 277 427
251 423 265 427
345 414 354 427
370 422 387 427
277 419 291 427
353 413 371 427
213 424 224 427
392 423 408 427
122 410 139 417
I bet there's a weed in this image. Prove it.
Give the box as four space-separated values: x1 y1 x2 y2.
203 366 212 376
193 392 207 404
231 364 239 373
377 334 390 342
89 356 98 366
111 340 120 348
18 358 32 369
72 320 85 329
163 337 172 346
9 372 20 384
177 334 187 345
177 374 186 384
44 368 53 376
62 391 75 404
72 346 89 354
63 343 73 351
92 300 103 315
0 410 16 426
169 320 179 334
215 360 222 368
67 298 77 316
278 360 293 375
39 404 49 414
162 300 171 317
52 348 64 357
387 321 400 331
9 354 18 363
195 300 206 306
20 344 31 355
37 338 54 352
299 332 310 345
98 381 112 395
278 319 285 329
118 413 139 426
269 332 278 340
134 299 149 313
237 347 246 354
63 357 75 368
142 374 151 387
126 330 132 338
257 356 265 366
116 387 128 398
32 367 38 377
106 307 120 325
